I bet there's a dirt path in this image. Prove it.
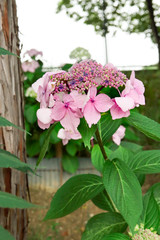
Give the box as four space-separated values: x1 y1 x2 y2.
27 174 160 240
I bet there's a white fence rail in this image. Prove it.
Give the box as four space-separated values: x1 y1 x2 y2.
28 158 100 191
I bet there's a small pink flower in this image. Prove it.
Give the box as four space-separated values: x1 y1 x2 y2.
24 49 43 57
122 71 145 106
110 97 135 120
51 94 81 131
112 125 126 145
36 108 53 129
83 87 114 127
22 60 39 72
58 128 81 145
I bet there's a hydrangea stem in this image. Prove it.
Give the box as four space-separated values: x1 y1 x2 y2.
95 128 119 212
95 128 108 161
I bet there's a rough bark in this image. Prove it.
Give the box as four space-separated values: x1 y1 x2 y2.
146 0 160 68
0 0 28 239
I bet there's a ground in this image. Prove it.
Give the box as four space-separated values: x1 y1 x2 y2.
27 174 160 240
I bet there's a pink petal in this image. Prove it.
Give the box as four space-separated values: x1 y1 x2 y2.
37 120 51 130
62 139 69 145
69 102 78 112
51 102 66 121
94 94 114 112
57 128 66 140
134 79 145 95
48 95 55 108
70 91 87 108
138 94 145 105
71 130 82 140
110 104 130 120
130 71 135 85
124 90 139 104
83 101 101 127
122 80 133 96
74 109 83 118
88 86 97 98
112 134 121 145
37 108 52 124
32 77 44 93
63 94 74 103
115 97 135 112
60 109 80 131
115 125 126 139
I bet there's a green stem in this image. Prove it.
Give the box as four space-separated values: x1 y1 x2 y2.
95 128 119 212
95 128 108 161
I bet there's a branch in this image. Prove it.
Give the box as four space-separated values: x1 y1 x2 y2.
146 0 160 44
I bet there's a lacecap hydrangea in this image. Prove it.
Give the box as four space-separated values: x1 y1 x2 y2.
32 60 145 145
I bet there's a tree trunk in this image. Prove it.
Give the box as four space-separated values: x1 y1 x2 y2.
0 0 28 239
146 0 160 68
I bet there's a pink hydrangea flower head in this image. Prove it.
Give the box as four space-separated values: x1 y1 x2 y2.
69 60 103 93
112 125 126 145
110 97 135 120
36 108 53 129
58 128 81 145
83 86 114 127
24 49 43 57
22 60 39 72
51 93 82 131
122 71 145 106
101 63 128 89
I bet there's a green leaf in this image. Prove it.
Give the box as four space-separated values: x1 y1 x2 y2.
62 154 79 173
61 63 73 71
78 118 97 149
108 146 133 166
127 112 160 141
135 173 146 186
121 141 143 153
103 160 143 230
25 104 39 124
140 192 160 231
130 150 160 174
92 190 115 212
91 144 105 172
147 183 160 210
27 141 40 157
0 116 29 134
66 142 77 156
98 113 121 145
0 47 19 58
125 127 140 141
81 212 127 240
0 149 33 173
0 191 36 208
49 128 61 144
44 174 104 220
102 233 130 240
35 124 55 169
0 226 15 240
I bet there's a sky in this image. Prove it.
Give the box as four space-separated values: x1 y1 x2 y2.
16 0 158 69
